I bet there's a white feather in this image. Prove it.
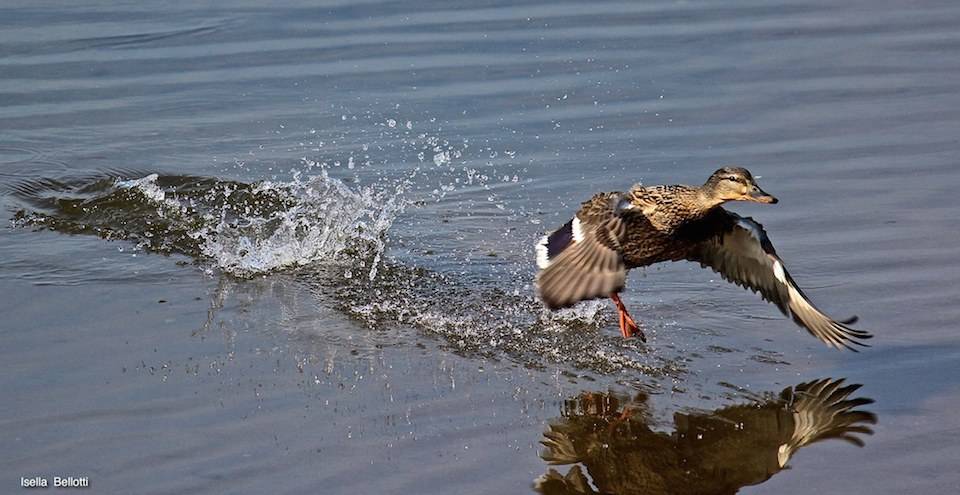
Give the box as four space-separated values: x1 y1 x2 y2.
572 217 584 243
535 235 551 269
773 259 787 285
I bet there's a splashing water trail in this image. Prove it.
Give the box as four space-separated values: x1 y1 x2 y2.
10 166 684 378
14 170 405 280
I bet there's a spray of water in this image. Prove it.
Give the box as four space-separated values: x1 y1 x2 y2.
14 170 404 280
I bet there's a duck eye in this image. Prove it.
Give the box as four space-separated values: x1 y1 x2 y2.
725 176 740 182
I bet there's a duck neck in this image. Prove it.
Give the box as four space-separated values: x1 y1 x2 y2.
695 185 726 213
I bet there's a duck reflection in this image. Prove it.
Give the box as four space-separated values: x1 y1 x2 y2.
535 378 876 495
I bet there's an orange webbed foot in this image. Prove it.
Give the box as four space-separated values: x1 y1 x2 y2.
611 293 647 342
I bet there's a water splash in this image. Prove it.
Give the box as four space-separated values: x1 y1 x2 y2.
195 171 404 279
13 170 404 279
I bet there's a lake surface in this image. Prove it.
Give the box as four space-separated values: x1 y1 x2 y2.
2 1 959 493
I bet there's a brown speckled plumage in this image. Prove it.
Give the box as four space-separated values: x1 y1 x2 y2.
534 167 872 350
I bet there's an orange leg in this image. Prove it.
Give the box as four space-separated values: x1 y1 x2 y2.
610 293 646 342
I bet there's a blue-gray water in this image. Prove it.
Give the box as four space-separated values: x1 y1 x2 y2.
2 1 959 493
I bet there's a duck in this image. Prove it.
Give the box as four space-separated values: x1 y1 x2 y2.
534 167 871 350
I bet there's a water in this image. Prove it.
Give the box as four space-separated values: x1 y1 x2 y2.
2 1 959 493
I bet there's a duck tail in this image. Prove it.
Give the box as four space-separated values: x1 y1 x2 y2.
535 219 575 269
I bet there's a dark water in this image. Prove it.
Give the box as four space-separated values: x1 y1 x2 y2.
2 1 959 493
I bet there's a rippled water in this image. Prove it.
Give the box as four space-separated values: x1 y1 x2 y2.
2 1 960 493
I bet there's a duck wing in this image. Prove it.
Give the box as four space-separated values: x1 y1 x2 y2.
536 194 628 310
687 211 872 350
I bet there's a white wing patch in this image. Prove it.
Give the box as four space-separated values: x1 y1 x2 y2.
535 234 551 269
772 259 787 285
572 217 585 243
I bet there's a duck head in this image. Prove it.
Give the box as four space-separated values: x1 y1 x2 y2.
703 166 778 204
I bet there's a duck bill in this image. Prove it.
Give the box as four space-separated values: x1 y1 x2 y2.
748 187 778 204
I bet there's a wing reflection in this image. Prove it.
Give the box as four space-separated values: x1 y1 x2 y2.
535 378 876 495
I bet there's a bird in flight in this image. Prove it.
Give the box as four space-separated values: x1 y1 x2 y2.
534 167 871 350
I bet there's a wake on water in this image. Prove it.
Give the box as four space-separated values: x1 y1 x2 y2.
9 168 684 379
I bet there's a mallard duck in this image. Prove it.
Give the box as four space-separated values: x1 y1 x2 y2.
534 167 871 350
